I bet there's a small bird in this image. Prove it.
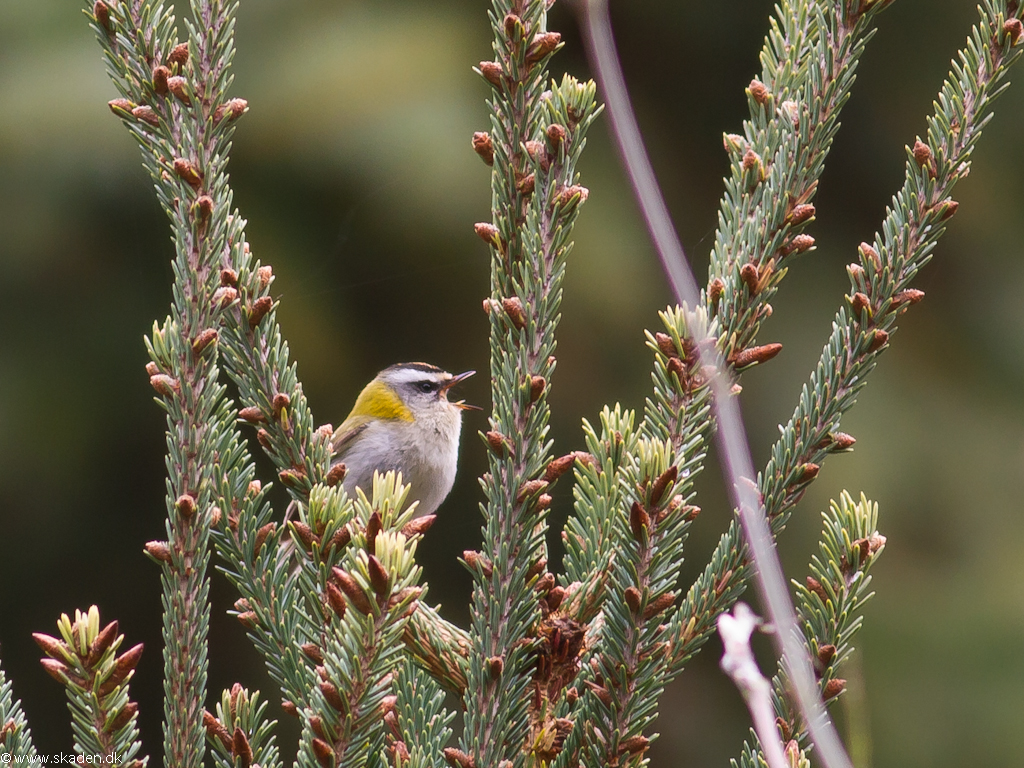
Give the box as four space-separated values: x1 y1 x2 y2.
330 363 476 518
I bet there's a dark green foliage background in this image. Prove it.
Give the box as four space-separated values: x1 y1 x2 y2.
1 1 1022 765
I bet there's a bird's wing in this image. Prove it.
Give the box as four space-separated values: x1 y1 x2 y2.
331 415 371 458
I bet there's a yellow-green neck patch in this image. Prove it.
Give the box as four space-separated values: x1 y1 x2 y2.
347 380 413 422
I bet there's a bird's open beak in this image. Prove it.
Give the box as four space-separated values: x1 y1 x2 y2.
442 370 482 411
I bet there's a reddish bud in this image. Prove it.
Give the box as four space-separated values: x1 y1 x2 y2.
203 711 232 749
291 521 316 551
502 296 527 330
555 184 589 209
739 262 759 294
517 479 548 502
326 582 348 619
108 98 133 115
443 748 478 768
325 525 352 553
232 728 253 768
517 173 535 195
325 462 347 486
823 678 847 700
731 343 783 369
214 98 248 123
546 123 567 146
485 430 512 458
741 148 762 175
708 277 725 306
478 61 503 87
817 643 837 666
654 332 679 359
649 465 678 507
87 621 119 666
858 242 881 270
472 132 494 165
933 199 959 221
32 633 69 662
248 296 273 328
629 501 650 539
213 285 238 308
797 463 820 483
543 454 575 483
192 328 218 355
786 233 815 255
132 105 160 126
620 735 650 755
401 515 436 536
526 32 561 64
149 374 179 397
912 139 933 168
254 522 275 557
152 65 170 96
850 292 871 318
311 738 335 768
169 43 189 68
105 701 138 734
891 288 925 310
172 158 202 189
806 576 828 602
175 494 196 520
474 222 500 244
145 540 172 563
624 586 642 615
462 550 493 578
301 643 324 664
166 76 190 104
867 328 889 353
748 79 770 105
332 567 374 613
488 655 504 678
238 406 265 423
545 585 564 611
93 1 111 30
365 511 382 552
643 591 676 620
529 375 546 402
1005 18 1024 45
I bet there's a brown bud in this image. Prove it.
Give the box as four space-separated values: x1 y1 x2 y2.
526 31 561 64
168 42 190 68
325 526 352 553
823 678 847 700
748 79 770 105
620 734 650 755
311 738 336 768
474 222 500 245
248 295 273 328
144 362 160 377
933 199 959 220
517 479 548 502
326 582 348 619
723 133 746 154
731 343 783 369
785 233 815 255
365 511 382 552
850 292 871 317
443 747 478 768
524 139 545 162
643 591 676 620
776 717 792 741
232 728 253 768
867 328 889 353
545 584 564 611
149 374 179 397
858 242 881 270
32 633 69 662
253 522 275 557
247 480 262 497
649 465 678 506
131 105 159 126
101 644 144 694
213 285 238 308
203 711 232 749
485 430 512 458
529 375 546 402
301 643 324 664
584 680 613 706
478 61 503 87
291 521 316 550
463 550 494 577
739 262 759 294
93 1 111 29
787 203 815 226
105 701 138 734
502 296 527 329
912 139 933 168
1005 18 1024 45
271 392 291 416
503 12 523 38
708 277 725 306
546 123 567 146
174 493 196 520
166 75 190 104
108 98 133 115
624 586 642 615
145 540 172 563
629 501 650 539
543 454 576 483
654 332 679 359
332 568 373 613
217 268 238 287
172 158 202 190
193 196 214 223
238 406 265 423
517 173 535 195
488 655 504 678
152 65 170 96
555 184 589 209
257 264 274 288
281 699 298 717
402 515 436 537
325 462 347 486
817 643 837 666
797 463 820 483
209 506 222 528
191 328 217 355
891 288 925 310
319 679 346 711
87 621 119 667
830 431 856 450
741 148 762 175
254 428 272 450
472 132 494 165
214 98 248 123
806 576 828 602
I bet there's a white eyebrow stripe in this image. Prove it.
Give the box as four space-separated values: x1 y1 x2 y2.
385 367 448 386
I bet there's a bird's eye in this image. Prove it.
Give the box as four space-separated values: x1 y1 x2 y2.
417 381 437 393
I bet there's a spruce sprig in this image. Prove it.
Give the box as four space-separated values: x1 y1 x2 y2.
0 663 36 761
203 685 281 768
87 0 253 764
668 0 1024 676
734 492 886 767
34 607 146 767
384 658 456 767
463 1 599 764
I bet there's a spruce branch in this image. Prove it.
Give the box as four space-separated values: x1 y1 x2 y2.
0 660 37 761
670 0 1024 681
203 685 281 768
34 607 146 767
464 2 599 765
384 658 456 767
88 0 253 763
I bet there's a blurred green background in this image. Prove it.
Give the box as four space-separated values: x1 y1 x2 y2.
2 0 1023 765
